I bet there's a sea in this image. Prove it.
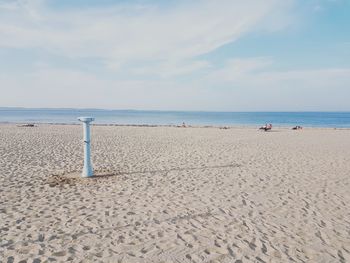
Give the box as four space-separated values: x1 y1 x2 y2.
0 108 350 128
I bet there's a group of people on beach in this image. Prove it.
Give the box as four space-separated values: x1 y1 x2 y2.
179 122 303 131
259 123 303 131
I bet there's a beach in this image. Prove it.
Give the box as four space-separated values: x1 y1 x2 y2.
1 124 350 262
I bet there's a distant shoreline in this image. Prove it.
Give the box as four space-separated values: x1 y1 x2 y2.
1 109 349 128
1 122 349 130
1 107 350 113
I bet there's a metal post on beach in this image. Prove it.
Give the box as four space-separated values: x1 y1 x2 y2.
78 117 94 177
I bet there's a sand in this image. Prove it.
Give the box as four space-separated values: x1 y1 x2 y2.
0 124 350 262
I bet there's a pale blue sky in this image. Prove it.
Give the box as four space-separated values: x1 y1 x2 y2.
0 0 349 111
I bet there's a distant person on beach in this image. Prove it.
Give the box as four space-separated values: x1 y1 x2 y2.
260 123 272 131
182 122 186 128
292 126 303 130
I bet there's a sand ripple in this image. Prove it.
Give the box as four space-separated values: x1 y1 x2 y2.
1 125 350 262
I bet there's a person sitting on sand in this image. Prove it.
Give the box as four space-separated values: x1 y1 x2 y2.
292 125 303 130
182 122 186 128
260 123 272 131
259 124 267 130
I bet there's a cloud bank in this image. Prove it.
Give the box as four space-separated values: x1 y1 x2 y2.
0 0 349 110
0 0 292 60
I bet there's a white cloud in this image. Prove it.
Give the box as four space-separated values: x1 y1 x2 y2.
1 59 350 111
131 60 211 78
1 1 348 111
205 57 273 83
0 67 196 109
197 59 350 111
0 1 20 10
0 0 293 63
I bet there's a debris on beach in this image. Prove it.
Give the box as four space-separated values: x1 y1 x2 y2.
18 123 36 127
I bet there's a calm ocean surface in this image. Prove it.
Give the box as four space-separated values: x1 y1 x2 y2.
1 108 350 128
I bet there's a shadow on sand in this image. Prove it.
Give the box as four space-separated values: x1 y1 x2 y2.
97 163 242 178
47 163 242 187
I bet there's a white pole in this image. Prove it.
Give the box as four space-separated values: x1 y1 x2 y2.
78 117 94 177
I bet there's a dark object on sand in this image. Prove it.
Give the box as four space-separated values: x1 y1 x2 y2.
19 123 36 127
259 124 272 131
292 126 303 130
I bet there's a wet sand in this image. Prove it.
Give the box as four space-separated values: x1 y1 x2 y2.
0 124 350 262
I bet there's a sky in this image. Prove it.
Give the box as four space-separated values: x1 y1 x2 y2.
0 0 349 111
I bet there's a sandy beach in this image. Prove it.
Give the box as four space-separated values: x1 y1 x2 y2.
0 124 350 262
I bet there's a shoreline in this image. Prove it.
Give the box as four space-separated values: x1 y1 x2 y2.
0 121 349 130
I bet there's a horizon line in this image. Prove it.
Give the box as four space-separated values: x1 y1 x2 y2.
0 106 350 113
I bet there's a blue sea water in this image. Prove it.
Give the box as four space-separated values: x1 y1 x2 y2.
0 108 350 128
